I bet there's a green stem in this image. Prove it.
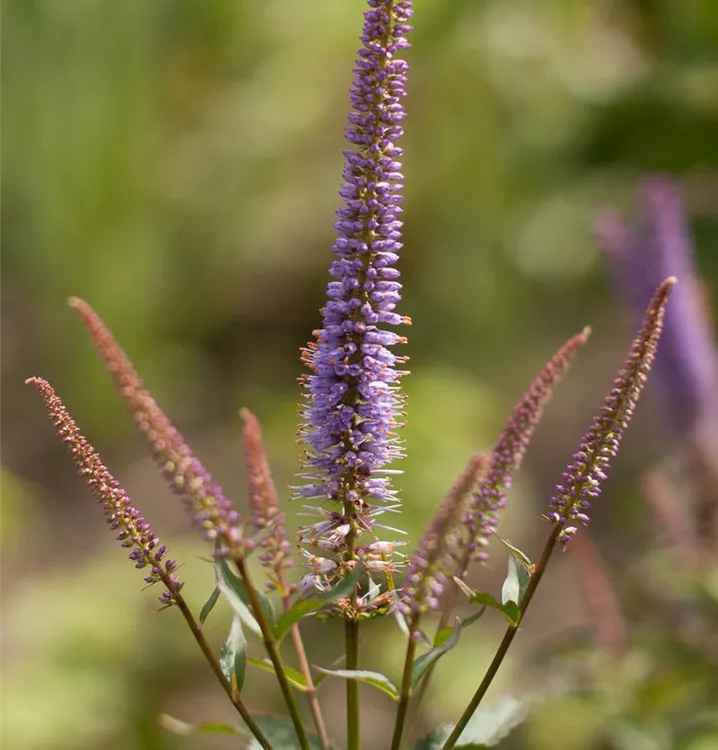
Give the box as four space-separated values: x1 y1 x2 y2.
440 526 561 750
289 613 331 750
235 558 311 750
390 614 420 750
345 618 361 750
170 591 273 750
406 572 461 735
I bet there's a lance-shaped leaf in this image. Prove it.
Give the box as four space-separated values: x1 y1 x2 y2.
199 586 221 626
68 298 246 553
246 658 311 692
26 377 183 605
452 578 519 626
314 668 399 701
545 278 676 547
410 618 462 689
219 617 247 694
413 694 527 749
215 556 276 635
463 328 591 566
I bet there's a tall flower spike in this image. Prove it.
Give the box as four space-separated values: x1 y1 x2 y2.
240 408 293 590
595 178 718 437
297 1 413 573
26 377 183 604
464 328 591 566
68 298 246 556
400 453 488 617
545 278 676 547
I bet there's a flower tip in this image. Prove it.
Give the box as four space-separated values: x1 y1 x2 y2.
581 326 592 341
67 296 89 311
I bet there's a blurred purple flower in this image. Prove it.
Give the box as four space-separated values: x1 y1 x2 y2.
545 278 675 547
297 1 412 569
27 377 183 604
595 178 717 437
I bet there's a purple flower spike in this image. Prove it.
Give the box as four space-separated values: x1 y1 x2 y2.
297 1 413 564
27 377 183 604
400 454 488 617
241 408 293 590
595 178 718 437
464 328 591 566
68 298 247 556
545 278 676 547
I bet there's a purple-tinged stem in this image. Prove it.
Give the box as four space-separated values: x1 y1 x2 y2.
241 408 330 750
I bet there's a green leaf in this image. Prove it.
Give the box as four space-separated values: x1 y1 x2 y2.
495 535 533 570
452 577 520 626
159 714 242 736
411 618 461 689
314 668 399 700
246 716 339 749
219 616 247 691
247 657 310 691
215 556 277 634
501 552 531 609
412 694 526 749
273 563 365 641
199 585 220 626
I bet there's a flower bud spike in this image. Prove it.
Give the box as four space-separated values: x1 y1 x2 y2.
464 328 591 566
400 453 488 616
68 297 246 556
545 278 676 547
240 408 293 588
26 377 183 604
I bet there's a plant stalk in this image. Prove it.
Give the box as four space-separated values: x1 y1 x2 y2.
345 618 361 750
390 614 420 750
283 589 331 750
235 557 312 750
170 590 273 750
440 525 560 750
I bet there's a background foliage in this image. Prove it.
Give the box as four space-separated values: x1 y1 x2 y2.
2 1 718 748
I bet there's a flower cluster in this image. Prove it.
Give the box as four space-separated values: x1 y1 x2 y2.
241 408 293 590
545 278 676 546
69 298 247 556
463 328 591 566
297 1 413 574
26 377 183 604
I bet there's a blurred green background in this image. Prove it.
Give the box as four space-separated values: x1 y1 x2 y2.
2 1 718 748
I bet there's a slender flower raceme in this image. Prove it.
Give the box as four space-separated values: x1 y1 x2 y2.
400 454 488 616
595 178 717 437
68 298 246 555
463 328 591 566
545 278 676 547
26 377 183 604
241 408 293 589
297 0 413 582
